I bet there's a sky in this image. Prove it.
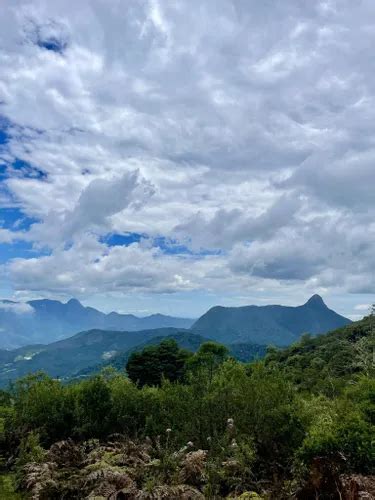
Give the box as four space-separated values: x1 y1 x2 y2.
0 0 374 319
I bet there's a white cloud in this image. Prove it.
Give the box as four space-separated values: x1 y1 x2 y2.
354 304 371 311
28 169 155 245
0 0 375 312
6 235 228 296
0 229 17 243
0 301 34 314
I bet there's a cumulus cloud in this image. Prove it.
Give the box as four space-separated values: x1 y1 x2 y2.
0 301 34 314
28 170 155 245
174 195 301 250
6 235 226 296
0 0 375 314
0 228 18 243
354 304 371 312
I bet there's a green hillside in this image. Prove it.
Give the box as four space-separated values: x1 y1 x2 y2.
74 331 211 379
0 294 351 388
0 328 190 386
74 332 267 380
0 316 373 498
265 314 375 394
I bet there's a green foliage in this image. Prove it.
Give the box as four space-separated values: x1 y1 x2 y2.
0 389 12 439
126 338 192 387
0 389 11 406
0 474 23 500
75 333 266 380
187 341 229 382
14 431 46 488
74 375 112 438
15 431 45 468
265 315 375 395
228 342 267 363
1 318 374 498
296 376 375 476
9 372 67 444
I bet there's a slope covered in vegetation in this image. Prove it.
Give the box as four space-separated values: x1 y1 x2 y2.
192 295 351 345
265 314 375 394
75 332 267 380
0 317 373 499
0 327 190 386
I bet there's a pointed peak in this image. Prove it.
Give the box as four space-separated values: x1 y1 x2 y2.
67 298 83 307
305 294 326 307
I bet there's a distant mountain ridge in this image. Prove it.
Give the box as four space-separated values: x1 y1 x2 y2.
191 294 351 346
0 294 351 350
0 328 268 387
0 298 195 349
0 327 190 385
73 333 268 381
0 294 352 386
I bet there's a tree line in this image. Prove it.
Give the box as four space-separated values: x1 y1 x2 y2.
0 326 374 498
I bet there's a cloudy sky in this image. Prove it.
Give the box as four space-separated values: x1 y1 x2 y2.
0 0 374 319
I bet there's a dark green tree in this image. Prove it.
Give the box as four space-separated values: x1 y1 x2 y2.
75 375 112 438
187 341 229 382
126 339 191 387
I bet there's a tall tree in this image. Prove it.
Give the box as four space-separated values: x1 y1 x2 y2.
126 339 191 387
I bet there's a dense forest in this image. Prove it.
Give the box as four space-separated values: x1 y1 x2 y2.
0 317 374 499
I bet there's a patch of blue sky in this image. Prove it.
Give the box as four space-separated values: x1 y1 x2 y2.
0 164 6 181
102 232 144 247
152 236 221 257
0 160 47 181
0 128 7 145
0 207 38 231
0 119 9 181
0 115 11 145
103 232 222 257
11 158 47 179
37 37 67 53
0 119 47 180
0 240 49 265
26 19 69 55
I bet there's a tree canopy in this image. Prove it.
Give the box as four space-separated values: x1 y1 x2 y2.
126 338 192 386
0 318 374 498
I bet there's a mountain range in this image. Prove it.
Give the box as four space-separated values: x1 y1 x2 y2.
0 327 185 385
0 298 194 349
0 294 350 350
0 294 351 386
0 328 269 386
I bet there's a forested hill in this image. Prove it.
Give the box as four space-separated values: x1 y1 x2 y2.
0 327 189 386
0 315 373 498
265 314 375 393
74 331 211 379
0 295 352 386
192 294 351 345
0 329 267 386
74 332 267 380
